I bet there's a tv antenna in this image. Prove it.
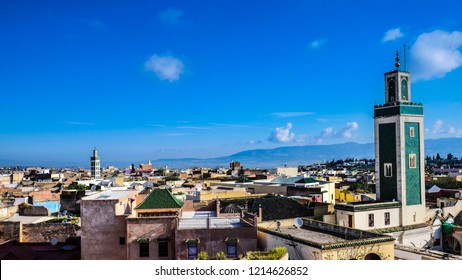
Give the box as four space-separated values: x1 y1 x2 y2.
403 44 410 71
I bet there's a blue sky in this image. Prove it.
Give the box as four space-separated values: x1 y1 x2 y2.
1 0 462 167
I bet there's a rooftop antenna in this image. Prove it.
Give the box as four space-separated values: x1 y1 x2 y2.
403 44 410 72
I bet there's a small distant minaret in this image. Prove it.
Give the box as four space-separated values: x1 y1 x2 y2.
90 148 101 179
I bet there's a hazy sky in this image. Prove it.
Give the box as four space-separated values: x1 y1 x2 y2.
1 0 462 166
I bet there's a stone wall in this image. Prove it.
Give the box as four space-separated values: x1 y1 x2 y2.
60 190 86 213
0 221 21 242
20 205 49 216
21 223 80 243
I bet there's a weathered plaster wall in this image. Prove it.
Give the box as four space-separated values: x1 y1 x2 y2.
175 226 257 260
80 200 128 260
126 217 177 260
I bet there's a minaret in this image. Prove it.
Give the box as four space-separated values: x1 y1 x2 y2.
374 50 426 226
90 148 101 179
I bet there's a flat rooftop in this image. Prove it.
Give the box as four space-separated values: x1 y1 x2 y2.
259 218 395 250
81 190 139 201
4 215 55 224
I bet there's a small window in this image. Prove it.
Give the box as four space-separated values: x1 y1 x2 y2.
187 244 198 260
384 212 390 225
409 154 417 168
384 163 392 177
119 237 126 245
227 244 237 258
409 127 415 137
158 241 168 257
368 214 374 227
139 243 149 257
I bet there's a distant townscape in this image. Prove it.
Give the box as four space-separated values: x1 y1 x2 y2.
1 57 462 260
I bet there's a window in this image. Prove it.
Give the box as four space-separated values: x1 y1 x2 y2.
158 241 168 257
139 243 149 257
187 244 198 260
368 214 374 227
119 237 126 245
409 127 415 137
227 244 237 258
409 154 416 168
384 212 390 225
384 163 392 177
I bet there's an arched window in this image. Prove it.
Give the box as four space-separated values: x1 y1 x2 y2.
401 79 408 100
388 79 396 102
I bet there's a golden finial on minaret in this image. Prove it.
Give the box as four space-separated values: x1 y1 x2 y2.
395 50 400 69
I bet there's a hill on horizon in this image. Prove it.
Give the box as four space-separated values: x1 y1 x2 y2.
1 137 461 169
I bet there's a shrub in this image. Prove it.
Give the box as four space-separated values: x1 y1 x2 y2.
196 251 209 260
215 251 227 260
245 246 287 260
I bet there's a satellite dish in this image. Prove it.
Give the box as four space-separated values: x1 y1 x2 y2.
50 237 58 246
294 217 303 228
63 210 67 216
62 219 68 224
91 185 96 191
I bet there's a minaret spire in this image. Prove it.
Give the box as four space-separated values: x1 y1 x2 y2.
394 50 400 69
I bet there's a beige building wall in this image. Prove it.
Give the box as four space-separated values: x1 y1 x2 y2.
336 207 401 230
276 167 298 177
258 230 394 260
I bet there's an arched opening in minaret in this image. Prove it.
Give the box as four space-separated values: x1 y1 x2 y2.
401 79 408 100
388 79 396 102
364 253 381 260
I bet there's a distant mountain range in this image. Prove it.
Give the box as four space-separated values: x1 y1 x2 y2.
1 138 461 169
149 137 462 169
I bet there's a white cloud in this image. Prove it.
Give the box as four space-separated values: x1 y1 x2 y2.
308 38 327 49
295 122 359 144
431 119 444 134
382 28 404 42
411 30 462 81
273 112 314 118
248 140 263 145
338 121 359 139
145 54 184 82
427 120 462 137
268 123 295 143
158 8 184 24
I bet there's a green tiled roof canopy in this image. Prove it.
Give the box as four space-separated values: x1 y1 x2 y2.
135 188 184 210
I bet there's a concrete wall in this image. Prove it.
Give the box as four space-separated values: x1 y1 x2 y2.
336 207 400 230
175 226 257 260
21 223 80 243
80 199 128 260
388 226 432 248
246 184 287 195
442 200 462 220
126 217 177 260
0 205 18 219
